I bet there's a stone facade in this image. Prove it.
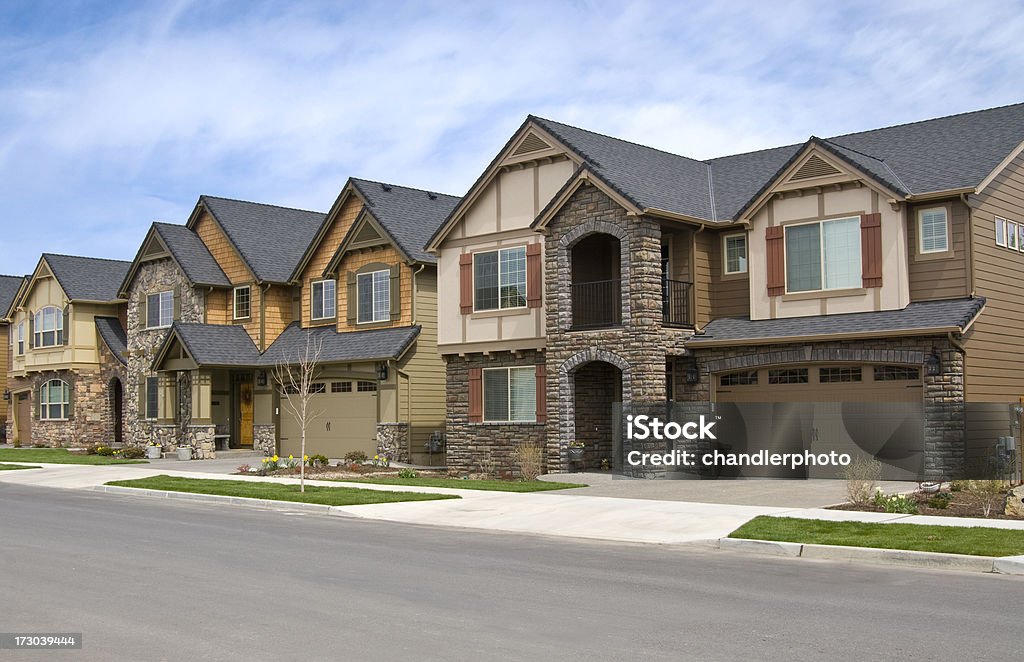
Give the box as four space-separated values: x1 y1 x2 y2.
254 424 276 456
376 422 410 463
445 349 546 477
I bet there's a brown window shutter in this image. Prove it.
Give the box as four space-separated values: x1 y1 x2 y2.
526 243 542 308
346 272 357 325
459 253 474 314
173 285 181 320
861 213 883 288
468 367 482 423
62 306 70 345
765 226 785 296
28 311 34 349
389 264 401 319
535 363 547 423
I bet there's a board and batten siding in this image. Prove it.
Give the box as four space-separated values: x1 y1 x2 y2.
906 199 970 301
964 151 1024 402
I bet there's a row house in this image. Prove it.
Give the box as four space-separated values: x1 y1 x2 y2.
1 275 28 441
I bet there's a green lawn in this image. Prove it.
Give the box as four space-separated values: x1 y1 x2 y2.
730 516 1024 557
106 475 461 506
0 463 41 471
331 476 587 492
0 448 147 465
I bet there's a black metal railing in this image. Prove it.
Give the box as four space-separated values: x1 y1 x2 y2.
571 279 622 330
662 279 693 328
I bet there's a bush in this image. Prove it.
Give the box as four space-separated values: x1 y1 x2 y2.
872 490 919 514
964 480 1007 518
119 446 146 459
12 439 22 448
91 444 115 456
398 468 419 479
927 492 953 510
343 450 368 464
305 454 329 468
841 456 882 505
512 443 543 481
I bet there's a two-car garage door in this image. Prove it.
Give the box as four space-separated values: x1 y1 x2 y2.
279 380 378 459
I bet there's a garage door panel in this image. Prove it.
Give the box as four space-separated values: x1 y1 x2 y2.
280 386 378 458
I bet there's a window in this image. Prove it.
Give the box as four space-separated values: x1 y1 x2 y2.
39 379 70 420
331 381 352 393
282 385 300 395
768 368 808 385
233 286 251 320
357 270 390 324
918 208 949 254
785 217 861 293
17 321 24 355
720 371 758 386
357 380 377 392
311 280 336 320
310 382 327 394
996 217 1007 247
474 247 527 311
33 306 64 347
723 233 747 274
146 291 174 328
144 376 159 420
1008 220 1020 251
483 367 536 422
874 365 920 381
819 367 862 383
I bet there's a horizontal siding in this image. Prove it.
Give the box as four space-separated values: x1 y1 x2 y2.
0 325 7 421
694 232 713 327
399 269 446 450
907 199 969 301
708 230 749 319
965 151 1024 402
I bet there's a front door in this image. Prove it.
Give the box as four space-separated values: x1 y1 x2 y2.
239 382 254 447
15 392 31 444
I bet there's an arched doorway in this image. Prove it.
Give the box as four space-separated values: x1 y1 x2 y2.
570 233 622 330
110 378 123 445
572 360 623 468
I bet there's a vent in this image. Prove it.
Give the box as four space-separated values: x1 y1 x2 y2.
353 222 383 244
790 154 842 181
511 132 552 156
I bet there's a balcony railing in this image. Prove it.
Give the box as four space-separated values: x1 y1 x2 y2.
662 279 693 328
571 279 621 330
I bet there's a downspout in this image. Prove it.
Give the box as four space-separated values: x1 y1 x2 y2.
410 263 426 325
961 192 976 297
691 224 706 333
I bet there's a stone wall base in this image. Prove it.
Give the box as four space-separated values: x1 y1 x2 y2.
377 423 410 463
254 424 275 456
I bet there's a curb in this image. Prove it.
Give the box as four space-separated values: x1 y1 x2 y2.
94 485 351 516
720 537 1024 575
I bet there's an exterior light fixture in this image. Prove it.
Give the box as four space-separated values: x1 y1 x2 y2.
924 350 942 377
377 362 389 381
2 389 9 402
684 359 701 385
256 370 268 387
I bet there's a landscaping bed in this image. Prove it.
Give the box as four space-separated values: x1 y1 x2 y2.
0 448 147 465
829 489 1022 520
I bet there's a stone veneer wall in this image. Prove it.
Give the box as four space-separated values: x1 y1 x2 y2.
376 422 410 463
444 349 546 477
254 424 276 456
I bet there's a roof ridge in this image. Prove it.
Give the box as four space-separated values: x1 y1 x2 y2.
350 177 460 201
825 101 1024 140
704 142 803 163
0 273 24 279
42 252 132 265
530 115 708 166
200 194 325 216
816 137 914 193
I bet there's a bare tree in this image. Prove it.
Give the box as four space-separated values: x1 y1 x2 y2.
272 334 325 492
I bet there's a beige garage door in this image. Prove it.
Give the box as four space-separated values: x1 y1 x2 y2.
280 380 378 459
714 364 923 479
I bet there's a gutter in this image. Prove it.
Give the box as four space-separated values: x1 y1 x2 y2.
686 325 967 348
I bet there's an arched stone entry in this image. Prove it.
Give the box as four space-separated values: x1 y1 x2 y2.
109 378 123 445
558 348 632 471
569 233 621 329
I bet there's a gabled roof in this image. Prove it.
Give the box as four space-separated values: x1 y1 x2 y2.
154 322 262 369
687 297 986 347
260 323 420 366
95 317 128 365
42 253 131 302
347 178 459 264
152 223 231 287
192 196 326 284
0 275 25 321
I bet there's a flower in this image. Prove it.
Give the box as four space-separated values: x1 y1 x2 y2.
272 455 279 462
262 458 269 463
288 454 294 460
304 455 309 461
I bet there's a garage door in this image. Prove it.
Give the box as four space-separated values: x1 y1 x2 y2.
714 364 923 479
280 380 378 459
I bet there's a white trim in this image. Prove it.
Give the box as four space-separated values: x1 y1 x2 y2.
38 378 70 421
996 217 1007 247
783 216 861 294
33 305 64 348
310 279 336 321
232 285 251 320
916 207 950 254
471 246 528 313
146 290 174 329
481 366 537 423
355 270 390 324
722 232 748 275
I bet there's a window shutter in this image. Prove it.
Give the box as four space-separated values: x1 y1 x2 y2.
28 312 34 349
173 285 181 320
468 367 482 423
390 264 401 319
526 243 543 308
140 295 148 329
346 272 357 325
137 378 146 420
861 213 883 288
459 253 473 314
765 226 785 296
62 307 70 345
535 363 547 424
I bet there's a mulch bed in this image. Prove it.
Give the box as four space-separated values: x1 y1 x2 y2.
829 490 1022 520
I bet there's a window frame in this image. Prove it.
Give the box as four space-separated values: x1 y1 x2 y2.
39 379 70 421
472 246 528 313
233 286 251 321
311 279 337 321
356 269 391 324
996 217 1008 247
481 366 536 423
16 321 24 355
722 232 748 275
144 376 159 421
146 290 174 329
33 305 64 347
917 207 950 255
783 216 862 294
1008 220 1020 251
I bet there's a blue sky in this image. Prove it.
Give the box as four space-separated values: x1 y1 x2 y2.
1 0 1023 275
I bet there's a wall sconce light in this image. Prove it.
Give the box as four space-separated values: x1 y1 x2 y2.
684 359 700 385
377 363 389 381
924 350 942 377
2 389 9 402
256 370 267 387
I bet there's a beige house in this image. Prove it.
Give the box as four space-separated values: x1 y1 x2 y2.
1 274 28 441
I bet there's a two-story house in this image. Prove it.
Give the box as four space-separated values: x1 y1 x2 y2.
5 254 130 447
1 274 28 441
430 103 1024 480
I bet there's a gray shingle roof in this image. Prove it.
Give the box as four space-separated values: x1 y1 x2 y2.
95 317 128 365
260 323 420 366
43 254 131 302
152 223 231 287
200 196 326 283
0 275 24 320
163 322 262 368
350 179 460 264
687 297 986 346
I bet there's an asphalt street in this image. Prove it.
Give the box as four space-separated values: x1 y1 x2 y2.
1 483 1020 661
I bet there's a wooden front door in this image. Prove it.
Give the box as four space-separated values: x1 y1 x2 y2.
239 382 254 447
15 392 31 444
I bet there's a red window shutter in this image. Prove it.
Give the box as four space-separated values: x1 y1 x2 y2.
459 253 474 314
765 226 785 296
535 363 547 424
526 243 543 308
468 367 482 423
861 213 883 288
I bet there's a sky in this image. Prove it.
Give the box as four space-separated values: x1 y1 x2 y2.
1 0 1023 275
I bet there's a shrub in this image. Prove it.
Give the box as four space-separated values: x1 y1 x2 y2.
872 491 919 514
92 445 115 456
964 480 1007 518
841 456 882 505
12 439 22 448
343 450 368 464
305 454 329 468
512 443 543 481
926 492 953 510
119 446 146 459
398 468 419 479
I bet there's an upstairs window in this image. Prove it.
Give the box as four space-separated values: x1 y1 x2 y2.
474 246 526 311
918 208 949 254
39 379 70 420
785 217 861 293
357 270 390 324
17 321 24 355
723 233 747 274
146 291 174 329
34 306 64 347
233 286 251 320
311 279 336 320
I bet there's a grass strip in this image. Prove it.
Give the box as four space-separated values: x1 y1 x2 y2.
730 516 1024 557
330 476 587 492
0 448 146 465
0 463 42 471
106 475 461 507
